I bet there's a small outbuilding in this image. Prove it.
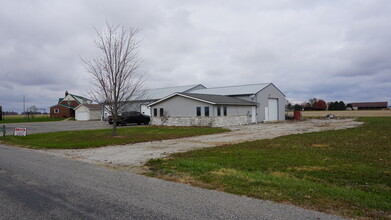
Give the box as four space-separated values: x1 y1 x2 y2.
75 104 102 121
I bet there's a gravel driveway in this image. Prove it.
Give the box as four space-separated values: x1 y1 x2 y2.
41 119 363 167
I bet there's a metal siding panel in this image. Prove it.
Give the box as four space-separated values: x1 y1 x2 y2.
189 83 270 95
89 110 101 120
151 96 210 117
141 105 150 116
256 84 285 122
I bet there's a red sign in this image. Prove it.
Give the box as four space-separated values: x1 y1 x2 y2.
14 127 27 136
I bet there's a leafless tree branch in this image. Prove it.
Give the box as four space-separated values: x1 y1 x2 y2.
83 22 146 136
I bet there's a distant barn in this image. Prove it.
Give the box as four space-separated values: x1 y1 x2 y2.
351 102 388 110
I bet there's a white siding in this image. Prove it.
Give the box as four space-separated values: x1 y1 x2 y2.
151 96 211 117
141 105 150 116
150 96 252 118
89 109 101 120
255 84 286 122
75 105 101 121
62 95 75 101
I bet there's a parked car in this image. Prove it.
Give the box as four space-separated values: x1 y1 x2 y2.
108 111 150 126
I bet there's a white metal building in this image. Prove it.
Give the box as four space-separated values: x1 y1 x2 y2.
148 93 257 127
189 83 286 122
147 83 285 126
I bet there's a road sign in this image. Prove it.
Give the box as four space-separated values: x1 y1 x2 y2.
14 127 27 136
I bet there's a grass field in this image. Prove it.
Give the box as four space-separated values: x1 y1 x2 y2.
0 114 64 123
146 117 391 219
1 126 229 149
299 110 391 118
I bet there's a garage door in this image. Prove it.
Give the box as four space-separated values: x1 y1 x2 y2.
76 111 89 121
268 99 278 121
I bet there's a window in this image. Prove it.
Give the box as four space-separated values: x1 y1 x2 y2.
204 106 209 117
223 106 227 116
160 108 164 117
153 108 157 117
196 107 201 116
54 108 59 114
217 106 221 116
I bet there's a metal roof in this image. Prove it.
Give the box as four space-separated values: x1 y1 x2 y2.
70 94 92 102
58 93 92 104
182 93 257 106
351 102 388 108
143 84 206 100
148 92 257 107
189 83 271 96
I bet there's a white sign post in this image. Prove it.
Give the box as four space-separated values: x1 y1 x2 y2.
14 127 27 136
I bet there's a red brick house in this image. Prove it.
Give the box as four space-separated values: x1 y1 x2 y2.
50 91 92 118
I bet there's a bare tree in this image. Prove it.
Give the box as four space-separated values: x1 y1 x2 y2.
27 105 38 119
27 105 38 113
84 22 146 136
308 98 318 107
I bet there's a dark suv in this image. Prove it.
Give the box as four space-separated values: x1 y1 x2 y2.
108 111 150 126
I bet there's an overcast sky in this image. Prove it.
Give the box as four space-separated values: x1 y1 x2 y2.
1 0 390 112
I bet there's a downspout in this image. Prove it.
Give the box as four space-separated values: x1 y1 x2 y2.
255 93 258 122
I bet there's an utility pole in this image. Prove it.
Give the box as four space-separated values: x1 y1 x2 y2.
23 96 25 114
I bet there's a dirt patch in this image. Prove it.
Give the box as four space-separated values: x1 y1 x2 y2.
288 166 328 171
312 144 331 148
301 110 391 117
40 119 363 169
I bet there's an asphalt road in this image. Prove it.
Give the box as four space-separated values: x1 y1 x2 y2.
0 144 346 220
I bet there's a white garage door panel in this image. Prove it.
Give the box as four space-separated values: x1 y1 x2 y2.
268 99 278 121
76 111 89 121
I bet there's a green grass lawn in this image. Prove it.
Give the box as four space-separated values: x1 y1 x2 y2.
1 126 229 149
0 115 65 123
146 117 391 219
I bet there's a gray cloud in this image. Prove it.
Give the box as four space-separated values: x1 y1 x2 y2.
0 0 390 112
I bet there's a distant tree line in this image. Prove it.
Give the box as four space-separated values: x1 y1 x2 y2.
1 105 48 116
327 101 349 110
21 111 47 115
286 98 353 111
2 111 19 115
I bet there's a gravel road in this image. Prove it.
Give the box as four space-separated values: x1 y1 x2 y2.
41 119 363 167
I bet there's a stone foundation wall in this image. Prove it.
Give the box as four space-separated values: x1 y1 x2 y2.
151 116 252 127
